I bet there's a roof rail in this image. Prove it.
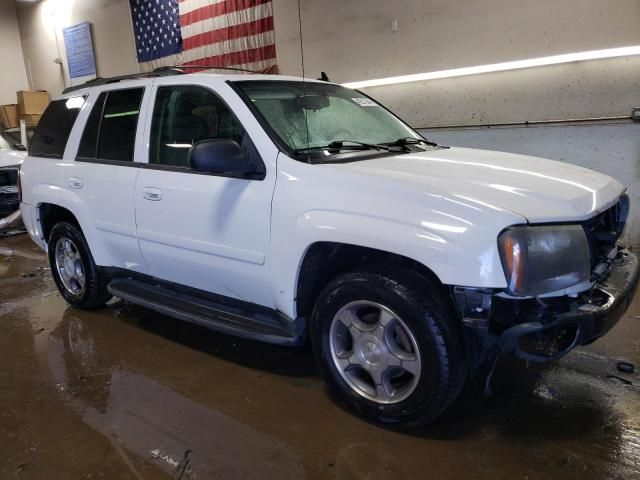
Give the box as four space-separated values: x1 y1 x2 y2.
62 67 185 94
173 64 260 74
61 64 270 95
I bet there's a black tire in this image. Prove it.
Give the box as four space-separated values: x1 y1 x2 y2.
310 266 467 430
48 221 112 309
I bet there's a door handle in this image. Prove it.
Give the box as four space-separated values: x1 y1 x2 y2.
142 187 163 201
68 177 83 189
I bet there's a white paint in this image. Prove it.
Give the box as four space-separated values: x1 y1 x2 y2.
342 45 640 89
149 449 180 468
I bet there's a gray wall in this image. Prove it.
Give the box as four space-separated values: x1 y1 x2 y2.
0 0 28 104
419 122 640 243
273 0 640 126
15 0 138 96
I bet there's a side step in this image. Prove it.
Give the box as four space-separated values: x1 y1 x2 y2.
107 278 305 346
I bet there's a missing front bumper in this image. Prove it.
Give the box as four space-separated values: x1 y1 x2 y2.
497 248 639 362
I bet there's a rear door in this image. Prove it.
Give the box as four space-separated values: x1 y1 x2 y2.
134 81 276 307
64 86 150 272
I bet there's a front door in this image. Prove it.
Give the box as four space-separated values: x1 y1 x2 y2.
134 84 276 307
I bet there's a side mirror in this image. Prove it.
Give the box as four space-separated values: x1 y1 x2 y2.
188 139 255 175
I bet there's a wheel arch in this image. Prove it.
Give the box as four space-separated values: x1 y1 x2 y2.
294 241 453 320
38 203 81 242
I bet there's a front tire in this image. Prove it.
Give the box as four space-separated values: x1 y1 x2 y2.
310 267 466 429
48 222 111 309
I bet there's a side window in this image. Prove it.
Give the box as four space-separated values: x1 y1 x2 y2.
77 92 106 158
77 88 144 162
29 96 86 159
98 89 144 162
149 85 245 168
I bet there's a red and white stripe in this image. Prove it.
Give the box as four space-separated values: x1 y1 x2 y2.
139 0 277 73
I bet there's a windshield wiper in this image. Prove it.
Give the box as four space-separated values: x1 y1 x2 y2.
383 136 438 148
294 140 391 154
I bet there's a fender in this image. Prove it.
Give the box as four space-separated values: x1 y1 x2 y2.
271 208 513 319
32 184 102 256
269 154 527 319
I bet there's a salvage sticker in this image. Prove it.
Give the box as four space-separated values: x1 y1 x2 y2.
352 97 377 107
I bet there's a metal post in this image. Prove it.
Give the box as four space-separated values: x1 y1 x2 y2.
20 119 28 150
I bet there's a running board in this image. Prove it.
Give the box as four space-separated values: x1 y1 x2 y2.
107 278 305 346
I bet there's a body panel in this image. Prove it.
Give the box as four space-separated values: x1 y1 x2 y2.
133 78 280 307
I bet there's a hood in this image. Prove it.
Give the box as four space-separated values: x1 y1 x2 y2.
332 147 624 223
0 149 25 169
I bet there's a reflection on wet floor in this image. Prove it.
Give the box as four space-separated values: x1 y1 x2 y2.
1 234 639 479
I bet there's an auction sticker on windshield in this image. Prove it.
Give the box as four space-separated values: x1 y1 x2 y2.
351 98 377 106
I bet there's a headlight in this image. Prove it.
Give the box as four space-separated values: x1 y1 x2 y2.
498 225 590 296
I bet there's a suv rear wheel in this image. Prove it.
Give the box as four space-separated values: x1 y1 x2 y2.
310 267 466 429
48 222 111 309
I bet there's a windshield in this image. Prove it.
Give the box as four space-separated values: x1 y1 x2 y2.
233 81 422 153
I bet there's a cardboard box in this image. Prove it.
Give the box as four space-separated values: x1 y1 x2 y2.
0 104 18 129
17 90 49 115
18 113 42 125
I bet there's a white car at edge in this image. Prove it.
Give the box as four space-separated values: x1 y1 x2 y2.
18 71 638 429
0 134 26 230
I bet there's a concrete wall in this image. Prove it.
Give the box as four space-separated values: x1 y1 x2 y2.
0 1 29 104
15 0 138 97
273 0 640 126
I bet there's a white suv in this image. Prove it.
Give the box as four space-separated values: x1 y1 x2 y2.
19 70 638 429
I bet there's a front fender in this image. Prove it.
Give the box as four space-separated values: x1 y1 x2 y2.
270 208 506 319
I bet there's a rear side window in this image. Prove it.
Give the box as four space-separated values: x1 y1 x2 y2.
77 92 106 158
77 88 144 162
29 96 86 159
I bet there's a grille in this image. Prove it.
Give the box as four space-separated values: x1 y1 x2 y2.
582 194 629 270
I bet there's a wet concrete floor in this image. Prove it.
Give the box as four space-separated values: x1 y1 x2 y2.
0 233 639 479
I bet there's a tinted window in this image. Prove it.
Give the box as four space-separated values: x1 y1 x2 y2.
77 92 106 158
97 88 144 162
29 96 86 158
149 86 244 167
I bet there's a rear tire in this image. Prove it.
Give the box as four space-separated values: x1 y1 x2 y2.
48 222 111 309
310 266 467 429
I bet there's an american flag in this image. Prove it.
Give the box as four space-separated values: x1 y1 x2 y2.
129 0 277 73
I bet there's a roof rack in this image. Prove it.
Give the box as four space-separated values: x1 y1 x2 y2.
62 67 184 94
62 64 268 94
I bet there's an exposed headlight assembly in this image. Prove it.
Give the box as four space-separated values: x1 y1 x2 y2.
498 225 590 296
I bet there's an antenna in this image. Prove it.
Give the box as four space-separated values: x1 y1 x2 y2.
297 0 311 161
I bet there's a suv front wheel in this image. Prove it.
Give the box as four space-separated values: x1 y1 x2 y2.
310 267 467 429
48 222 111 309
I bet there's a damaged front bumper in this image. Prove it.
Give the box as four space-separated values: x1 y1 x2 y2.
457 247 640 365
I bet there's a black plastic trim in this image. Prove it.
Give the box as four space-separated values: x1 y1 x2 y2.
103 268 306 346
